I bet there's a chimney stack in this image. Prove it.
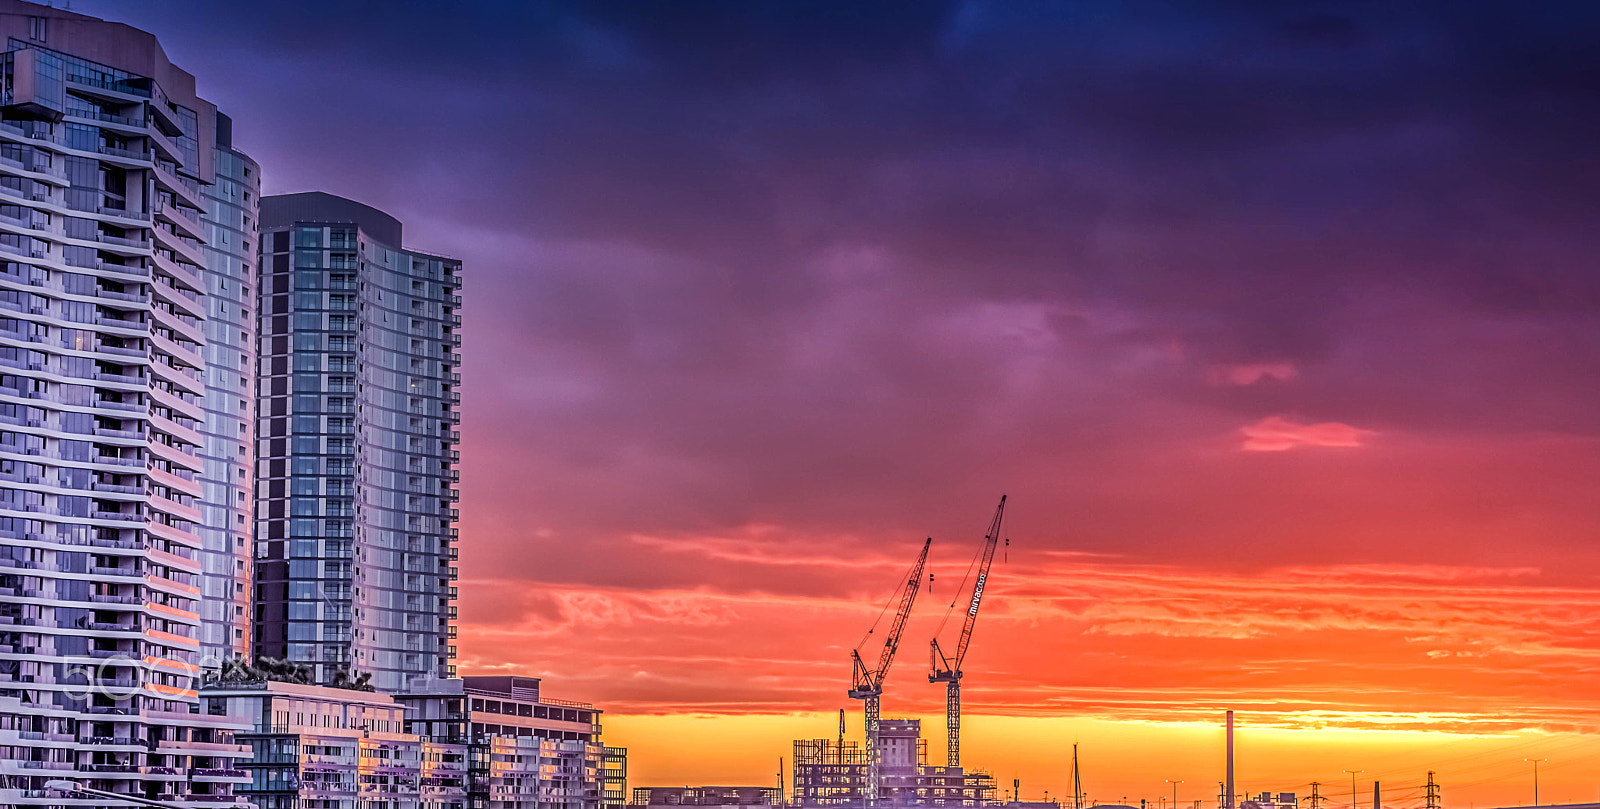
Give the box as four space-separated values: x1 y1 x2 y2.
1225 711 1234 809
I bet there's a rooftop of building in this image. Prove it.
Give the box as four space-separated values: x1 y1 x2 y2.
0 0 190 92
203 678 401 708
878 718 921 736
261 191 404 247
0 0 221 178
397 674 600 712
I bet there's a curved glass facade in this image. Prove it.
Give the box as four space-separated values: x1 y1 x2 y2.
198 130 258 665
255 193 459 693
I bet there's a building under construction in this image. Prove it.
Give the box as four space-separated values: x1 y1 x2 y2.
796 498 1009 809
631 787 785 808
792 719 996 807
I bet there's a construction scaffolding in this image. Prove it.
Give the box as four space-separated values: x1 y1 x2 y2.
631 787 784 807
792 734 994 809
794 740 870 806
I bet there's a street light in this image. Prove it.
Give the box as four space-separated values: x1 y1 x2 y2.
1168 780 1184 809
46 780 187 809
1525 759 1548 806
1343 771 1364 809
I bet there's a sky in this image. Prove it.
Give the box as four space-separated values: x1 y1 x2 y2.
72 0 1600 805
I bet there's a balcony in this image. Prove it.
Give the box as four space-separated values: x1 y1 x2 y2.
89 594 143 605
151 225 206 268
92 453 144 467
157 200 204 241
148 126 184 163
65 107 145 129
93 426 145 441
151 249 203 293
191 768 250 779
0 151 65 182
96 260 150 279
0 180 51 205
83 736 142 746
93 311 145 331
152 162 205 209
65 70 149 99
95 288 145 304
93 342 147 359
96 205 152 224
0 209 50 236
95 371 145 386
97 231 150 251
91 397 144 414
94 143 151 166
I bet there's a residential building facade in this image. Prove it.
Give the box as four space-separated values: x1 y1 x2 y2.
603 746 628 809
252 191 461 692
396 675 624 809
0 1 253 804
196 110 258 666
206 677 464 809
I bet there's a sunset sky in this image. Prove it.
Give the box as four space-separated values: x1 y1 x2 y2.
80 1 1600 805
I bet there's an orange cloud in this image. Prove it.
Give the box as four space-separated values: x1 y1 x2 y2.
457 552 1600 731
1239 415 1373 451
453 530 1600 809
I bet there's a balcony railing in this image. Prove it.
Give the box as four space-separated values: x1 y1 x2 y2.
67 107 145 128
98 232 150 249
96 143 150 162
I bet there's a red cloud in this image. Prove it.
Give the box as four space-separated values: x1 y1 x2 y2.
1240 415 1373 451
1208 362 1298 386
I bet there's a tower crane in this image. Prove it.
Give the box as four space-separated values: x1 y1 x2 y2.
849 537 932 808
929 494 1006 768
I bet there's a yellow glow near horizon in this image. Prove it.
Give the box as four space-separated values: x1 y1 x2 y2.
605 713 1600 808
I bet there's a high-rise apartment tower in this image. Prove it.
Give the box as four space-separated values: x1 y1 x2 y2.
0 1 254 804
253 192 460 693
197 113 259 665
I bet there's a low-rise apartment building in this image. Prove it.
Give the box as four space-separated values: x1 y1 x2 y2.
204 677 465 809
397 675 626 809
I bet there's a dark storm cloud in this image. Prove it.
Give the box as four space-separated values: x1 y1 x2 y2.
78 0 1600 573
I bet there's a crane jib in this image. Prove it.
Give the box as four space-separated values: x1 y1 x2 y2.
967 573 987 616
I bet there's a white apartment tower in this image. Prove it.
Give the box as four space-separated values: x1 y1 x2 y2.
253 192 461 693
0 1 253 805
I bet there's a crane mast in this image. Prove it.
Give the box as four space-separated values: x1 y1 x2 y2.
929 495 1006 768
849 537 932 808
